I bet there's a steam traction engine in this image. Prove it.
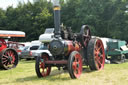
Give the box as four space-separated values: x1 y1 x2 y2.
35 0 105 79
0 30 25 70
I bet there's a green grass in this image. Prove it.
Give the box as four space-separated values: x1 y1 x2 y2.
0 60 128 85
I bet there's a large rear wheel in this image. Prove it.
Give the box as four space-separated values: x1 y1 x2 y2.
87 38 105 70
35 54 51 78
68 51 82 79
0 48 18 70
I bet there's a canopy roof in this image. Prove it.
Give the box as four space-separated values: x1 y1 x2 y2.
0 30 25 38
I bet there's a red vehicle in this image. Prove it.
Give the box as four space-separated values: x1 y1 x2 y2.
0 30 25 70
35 0 105 79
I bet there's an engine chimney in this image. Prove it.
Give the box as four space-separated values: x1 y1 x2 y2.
53 0 61 38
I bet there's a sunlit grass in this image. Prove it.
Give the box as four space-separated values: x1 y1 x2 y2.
0 60 128 85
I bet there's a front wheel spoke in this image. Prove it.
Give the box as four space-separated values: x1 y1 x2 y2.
75 65 79 73
45 68 49 74
72 62 77 70
41 64 45 73
42 68 46 76
73 68 77 74
39 66 41 68
46 67 49 72
42 67 45 72
40 63 44 68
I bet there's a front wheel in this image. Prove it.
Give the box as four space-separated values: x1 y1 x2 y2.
87 38 105 70
68 51 82 79
35 54 51 78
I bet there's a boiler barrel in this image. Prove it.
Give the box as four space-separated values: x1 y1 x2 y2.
49 40 80 56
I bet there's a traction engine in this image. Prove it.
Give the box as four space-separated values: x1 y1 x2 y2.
0 30 25 70
35 0 105 79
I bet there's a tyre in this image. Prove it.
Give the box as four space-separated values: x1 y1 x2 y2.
35 54 51 78
68 51 82 79
87 38 105 70
0 48 18 70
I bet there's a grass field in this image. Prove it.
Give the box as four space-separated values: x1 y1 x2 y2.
0 60 128 85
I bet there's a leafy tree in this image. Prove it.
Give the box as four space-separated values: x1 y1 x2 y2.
0 0 128 42
61 0 128 41
0 8 6 30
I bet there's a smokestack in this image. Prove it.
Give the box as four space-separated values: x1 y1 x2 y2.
53 0 61 38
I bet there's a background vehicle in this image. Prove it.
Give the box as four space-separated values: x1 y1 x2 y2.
106 40 128 64
18 42 31 59
20 40 41 60
32 43 52 59
20 27 54 60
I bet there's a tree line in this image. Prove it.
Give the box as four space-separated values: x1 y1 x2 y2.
0 0 128 42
